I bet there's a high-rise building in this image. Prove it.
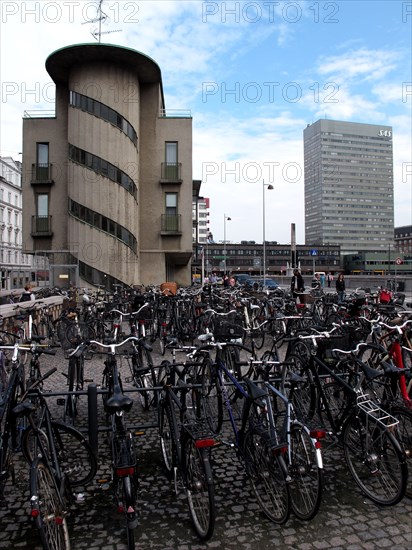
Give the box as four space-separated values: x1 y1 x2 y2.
192 197 210 244
303 119 394 254
22 43 193 288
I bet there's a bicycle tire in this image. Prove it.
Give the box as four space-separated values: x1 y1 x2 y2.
30 457 71 550
115 474 138 550
65 322 96 347
389 405 412 499
343 411 407 506
65 357 79 422
22 420 97 488
133 347 156 410
242 428 290 524
201 357 223 434
159 403 175 477
288 424 323 520
183 435 215 541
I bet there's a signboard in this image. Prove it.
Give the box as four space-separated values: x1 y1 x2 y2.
395 257 403 265
310 249 318 256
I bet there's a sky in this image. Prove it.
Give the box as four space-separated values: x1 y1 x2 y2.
0 0 411 245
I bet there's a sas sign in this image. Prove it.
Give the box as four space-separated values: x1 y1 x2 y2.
378 130 392 137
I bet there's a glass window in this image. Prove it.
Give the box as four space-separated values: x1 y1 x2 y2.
165 142 178 164
37 143 49 165
165 193 177 215
37 194 49 216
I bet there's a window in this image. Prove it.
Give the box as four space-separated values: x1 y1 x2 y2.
37 194 49 217
165 193 178 216
37 143 49 165
165 142 179 179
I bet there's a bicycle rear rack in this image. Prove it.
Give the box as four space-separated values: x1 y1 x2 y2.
356 393 399 429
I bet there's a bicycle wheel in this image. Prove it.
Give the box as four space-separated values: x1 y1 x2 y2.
390 405 412 499
343 411 407 505
65 357 79 422
183 435 215 541
158 403 175 477
288 424 322 520
115 474 138 550
242 428 290 524
30 457 70 550
65 322 96 346
23 420 97 488
133 347 156 410
201 357 223 434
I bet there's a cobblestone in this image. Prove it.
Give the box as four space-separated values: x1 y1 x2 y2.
0 346 411 549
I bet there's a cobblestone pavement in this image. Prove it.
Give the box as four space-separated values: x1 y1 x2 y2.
1 345 411 550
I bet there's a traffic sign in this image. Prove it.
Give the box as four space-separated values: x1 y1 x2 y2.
395 257 403 265
310 249 318 256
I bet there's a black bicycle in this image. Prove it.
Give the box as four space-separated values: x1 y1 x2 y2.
158 356 216 540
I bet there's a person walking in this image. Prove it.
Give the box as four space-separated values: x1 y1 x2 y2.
291 268 305 303
336 273 345 303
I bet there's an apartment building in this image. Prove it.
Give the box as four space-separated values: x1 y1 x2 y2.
0 156 33 289
304 119 394 254
22 43 193 288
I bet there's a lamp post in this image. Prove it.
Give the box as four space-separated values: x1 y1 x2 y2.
262 181 274 287
223 213 231 275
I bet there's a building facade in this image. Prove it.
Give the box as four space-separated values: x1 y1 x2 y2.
395 225 412 255
192 196 210 244
0 157 33 289
204 242 341 276
22 43 193 289
303 119 394 254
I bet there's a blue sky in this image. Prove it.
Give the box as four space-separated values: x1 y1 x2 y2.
0 0 411 244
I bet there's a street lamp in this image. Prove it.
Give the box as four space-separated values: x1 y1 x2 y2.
223 213 231 274
263 181 274 287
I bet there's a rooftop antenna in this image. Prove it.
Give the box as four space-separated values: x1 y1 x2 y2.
83 0 121 43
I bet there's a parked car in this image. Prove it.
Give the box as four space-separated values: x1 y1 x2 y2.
244 278 279 291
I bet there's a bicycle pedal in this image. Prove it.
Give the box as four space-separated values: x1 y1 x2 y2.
134 430 145 437
83 378 94 383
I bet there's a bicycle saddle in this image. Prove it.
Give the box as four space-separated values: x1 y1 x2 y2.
105 389 133 414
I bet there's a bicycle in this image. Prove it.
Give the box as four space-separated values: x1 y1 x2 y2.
0 343 26 501
14 367 97 550
89 337 141 550
282 333 408 506
194 338 291 524
158 355 216 540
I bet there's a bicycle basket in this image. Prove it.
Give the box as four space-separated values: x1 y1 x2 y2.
315 333 353 360
213 313 244 340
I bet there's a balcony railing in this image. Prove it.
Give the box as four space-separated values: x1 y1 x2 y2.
31 215 53 236
159 109 192 118
160 162 182 182
31 163 54 184
161 214 181 234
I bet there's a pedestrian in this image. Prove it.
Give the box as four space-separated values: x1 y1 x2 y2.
320 273 325 288
223 274 230 287
229 275 236 287
210 272 218 285
336 273 345 303
291 268 305 303
19 284 35 302
327 272 333 288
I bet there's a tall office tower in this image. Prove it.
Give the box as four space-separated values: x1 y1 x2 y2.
303 119 394 254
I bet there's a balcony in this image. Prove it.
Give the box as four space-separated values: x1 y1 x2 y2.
161 214 181 235
31 163 54 185
160 162 182 184
31 215 53 237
